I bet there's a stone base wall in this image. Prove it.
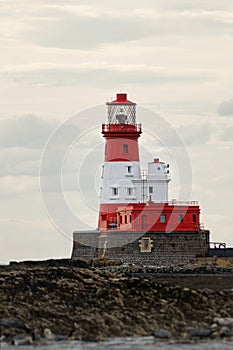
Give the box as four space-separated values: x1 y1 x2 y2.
72 230 210 266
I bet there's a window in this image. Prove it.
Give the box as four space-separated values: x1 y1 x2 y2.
160 214 166 223
127 187 133 196
101 166 104 178
178 214 183 223
149 186 153 194
110 217 117 228
126 165 133 177
193 214 197 223
123 144 128 153
125 215 128 224
112 187 118 196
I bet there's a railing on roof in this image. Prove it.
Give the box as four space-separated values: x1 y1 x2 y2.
169 200 198 206
150 200 199 206
209 242 226 249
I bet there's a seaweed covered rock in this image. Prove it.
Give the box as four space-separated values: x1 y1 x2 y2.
1 259 233 344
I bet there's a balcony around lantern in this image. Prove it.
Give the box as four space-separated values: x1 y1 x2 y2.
102 123 142 134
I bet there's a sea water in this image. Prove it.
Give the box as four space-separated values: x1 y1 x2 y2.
1 337 233 350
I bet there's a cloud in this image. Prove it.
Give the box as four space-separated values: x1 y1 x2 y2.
154 0 233 11
0 62 217 87
0 114 84 149
0 148 40 177
12 5 232 50
0 175 38 197
23 16 149 50
0 0 233 264
220 126 233 142
143 119 213 149
0 115 57 148
218 98 233 116
0 114 83 179
178 123 213 145
1 1 233 52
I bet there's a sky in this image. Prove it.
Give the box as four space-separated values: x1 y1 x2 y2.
0 0 233 263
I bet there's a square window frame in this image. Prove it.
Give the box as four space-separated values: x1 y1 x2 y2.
160 214 166 223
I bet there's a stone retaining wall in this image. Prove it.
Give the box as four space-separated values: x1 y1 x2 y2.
72 230 209 266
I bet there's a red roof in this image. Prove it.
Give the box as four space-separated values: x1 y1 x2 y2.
106 93 136 105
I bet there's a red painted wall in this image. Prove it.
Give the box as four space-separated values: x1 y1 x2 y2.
99 202 201 232
102 124 141 162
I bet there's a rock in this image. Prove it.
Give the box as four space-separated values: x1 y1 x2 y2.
210 331 218 339
44 328 55 340
1 329 14 343
186 327 212 338
0 318 30 331
54 334 68 341
220 326 232 337
210 323 218 331
43 328 67 341
214 317 233 327
154 328 172 339
32 328 41 341
1 260 233 343
12 334 33 346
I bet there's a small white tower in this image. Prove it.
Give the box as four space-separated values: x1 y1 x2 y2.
147 158 170 202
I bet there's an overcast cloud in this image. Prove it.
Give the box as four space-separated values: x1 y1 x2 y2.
218 99 233 116
0 0 232 263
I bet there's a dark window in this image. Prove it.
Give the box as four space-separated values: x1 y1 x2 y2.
112 187 118 196
193 214 197 223
120 215 122 224
160 214 166 223
127 166 132 173
178 214 183 223
149 186 153 194
125 215 128 224
123 144 128 153
127 188 133 196
130 215 132 223
101 215 107 221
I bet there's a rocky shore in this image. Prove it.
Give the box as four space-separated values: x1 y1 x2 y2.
1 259 233 346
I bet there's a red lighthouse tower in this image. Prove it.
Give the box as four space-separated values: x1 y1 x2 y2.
72 93 210 265
98 93 171 232
99 93 142 230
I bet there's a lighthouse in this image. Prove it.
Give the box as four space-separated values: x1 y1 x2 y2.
72 93 210 265
98 93 170 231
